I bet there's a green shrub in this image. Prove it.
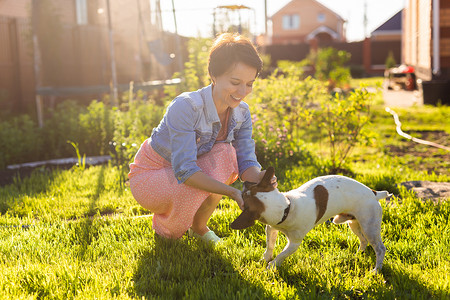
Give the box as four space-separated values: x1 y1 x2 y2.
349 64 366 78
302 47 352 90
0 93 165 172
42 100 84 159
315 86 375 172
250 61 376 174
385 51 397 69
110 96 164 184
0 115 42 169
78 101 113 156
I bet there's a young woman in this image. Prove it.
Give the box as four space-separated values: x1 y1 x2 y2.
128 33 275 243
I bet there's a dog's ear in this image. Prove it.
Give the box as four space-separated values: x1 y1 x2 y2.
230 209 260 230
258 167 275 190
243 181 257 191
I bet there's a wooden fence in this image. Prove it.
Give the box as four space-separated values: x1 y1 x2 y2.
265 38 402 76
0 16 34 113
0 16 113 113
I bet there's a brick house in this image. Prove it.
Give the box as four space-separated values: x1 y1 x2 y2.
403 0 450 104
263 1 401 77
269 0 346 45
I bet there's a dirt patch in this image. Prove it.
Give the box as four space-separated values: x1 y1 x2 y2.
386 130 450 176
401 181 450 203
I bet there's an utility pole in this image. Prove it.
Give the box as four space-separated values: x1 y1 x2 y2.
363 0 368 38
171 0 183 72
106 0 118 106
32 0 44 127
264 0 268 36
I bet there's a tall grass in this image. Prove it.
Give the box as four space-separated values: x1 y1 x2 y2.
0 158 449 299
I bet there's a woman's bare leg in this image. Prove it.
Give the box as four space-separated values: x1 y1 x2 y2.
190 174 235 235
191 193 222 235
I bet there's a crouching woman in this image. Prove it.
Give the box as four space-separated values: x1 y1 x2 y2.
128 33 274 243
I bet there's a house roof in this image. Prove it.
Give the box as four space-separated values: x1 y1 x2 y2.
271 0 345 22
372 10 402 34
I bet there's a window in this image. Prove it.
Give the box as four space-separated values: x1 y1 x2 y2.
318 13 325 23
282 14 300 30
76 0 88 25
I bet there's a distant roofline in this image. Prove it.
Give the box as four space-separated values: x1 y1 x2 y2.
371 9 403 33
271 0 345 22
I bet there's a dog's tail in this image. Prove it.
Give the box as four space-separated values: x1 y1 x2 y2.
373 190 392 200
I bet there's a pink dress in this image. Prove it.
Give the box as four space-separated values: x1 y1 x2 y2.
128 140 239 239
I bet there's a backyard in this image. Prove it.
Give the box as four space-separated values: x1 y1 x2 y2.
0 61 449 298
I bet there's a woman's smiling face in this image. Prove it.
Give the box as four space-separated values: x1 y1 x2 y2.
211 62 257 112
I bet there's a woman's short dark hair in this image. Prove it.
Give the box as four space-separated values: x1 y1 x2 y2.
208 33 263 78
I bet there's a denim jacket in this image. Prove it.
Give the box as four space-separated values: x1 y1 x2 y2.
150 84 261 184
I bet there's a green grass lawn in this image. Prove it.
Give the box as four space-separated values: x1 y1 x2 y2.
1 97 449 299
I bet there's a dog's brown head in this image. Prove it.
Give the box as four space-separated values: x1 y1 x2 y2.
230 167 276 230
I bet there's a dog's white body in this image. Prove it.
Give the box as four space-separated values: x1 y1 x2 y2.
231 169 390 272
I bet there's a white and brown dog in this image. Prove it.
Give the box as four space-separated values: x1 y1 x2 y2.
231 167 390 272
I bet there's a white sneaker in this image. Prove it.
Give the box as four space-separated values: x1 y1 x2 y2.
188 228 221 245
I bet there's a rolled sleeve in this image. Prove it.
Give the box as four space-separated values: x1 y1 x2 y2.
166 99 201 184
232 109 261 176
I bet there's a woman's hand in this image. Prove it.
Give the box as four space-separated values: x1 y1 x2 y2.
185 171 244 209
242 167 277 188
228 187 244 210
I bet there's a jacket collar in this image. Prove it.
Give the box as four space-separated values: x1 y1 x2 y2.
201 84 246 124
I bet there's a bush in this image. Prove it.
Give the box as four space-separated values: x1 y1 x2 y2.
314 86 375 172
250 62 376 174
0 115 42 169
385 51 397 69
302 47 352 90
42 101 85 159
349 64 366 79
0 95 164 172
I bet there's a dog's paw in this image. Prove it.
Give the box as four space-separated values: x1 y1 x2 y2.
263 252 273 262
266 260 277 270
372 267 383 275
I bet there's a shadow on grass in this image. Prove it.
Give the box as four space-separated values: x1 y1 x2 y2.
86 164 106 217
0 166 64 215
132 235 275 299
275 260 442 299
71 164 107 259
0 164 110 218
380 264 447 299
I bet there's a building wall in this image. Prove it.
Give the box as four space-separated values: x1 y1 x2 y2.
0 0 184 113
403 0 432 80
271 0 344 44
419 0 432 79
440 2 450 69
0 0 30 18
404 0 450 81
